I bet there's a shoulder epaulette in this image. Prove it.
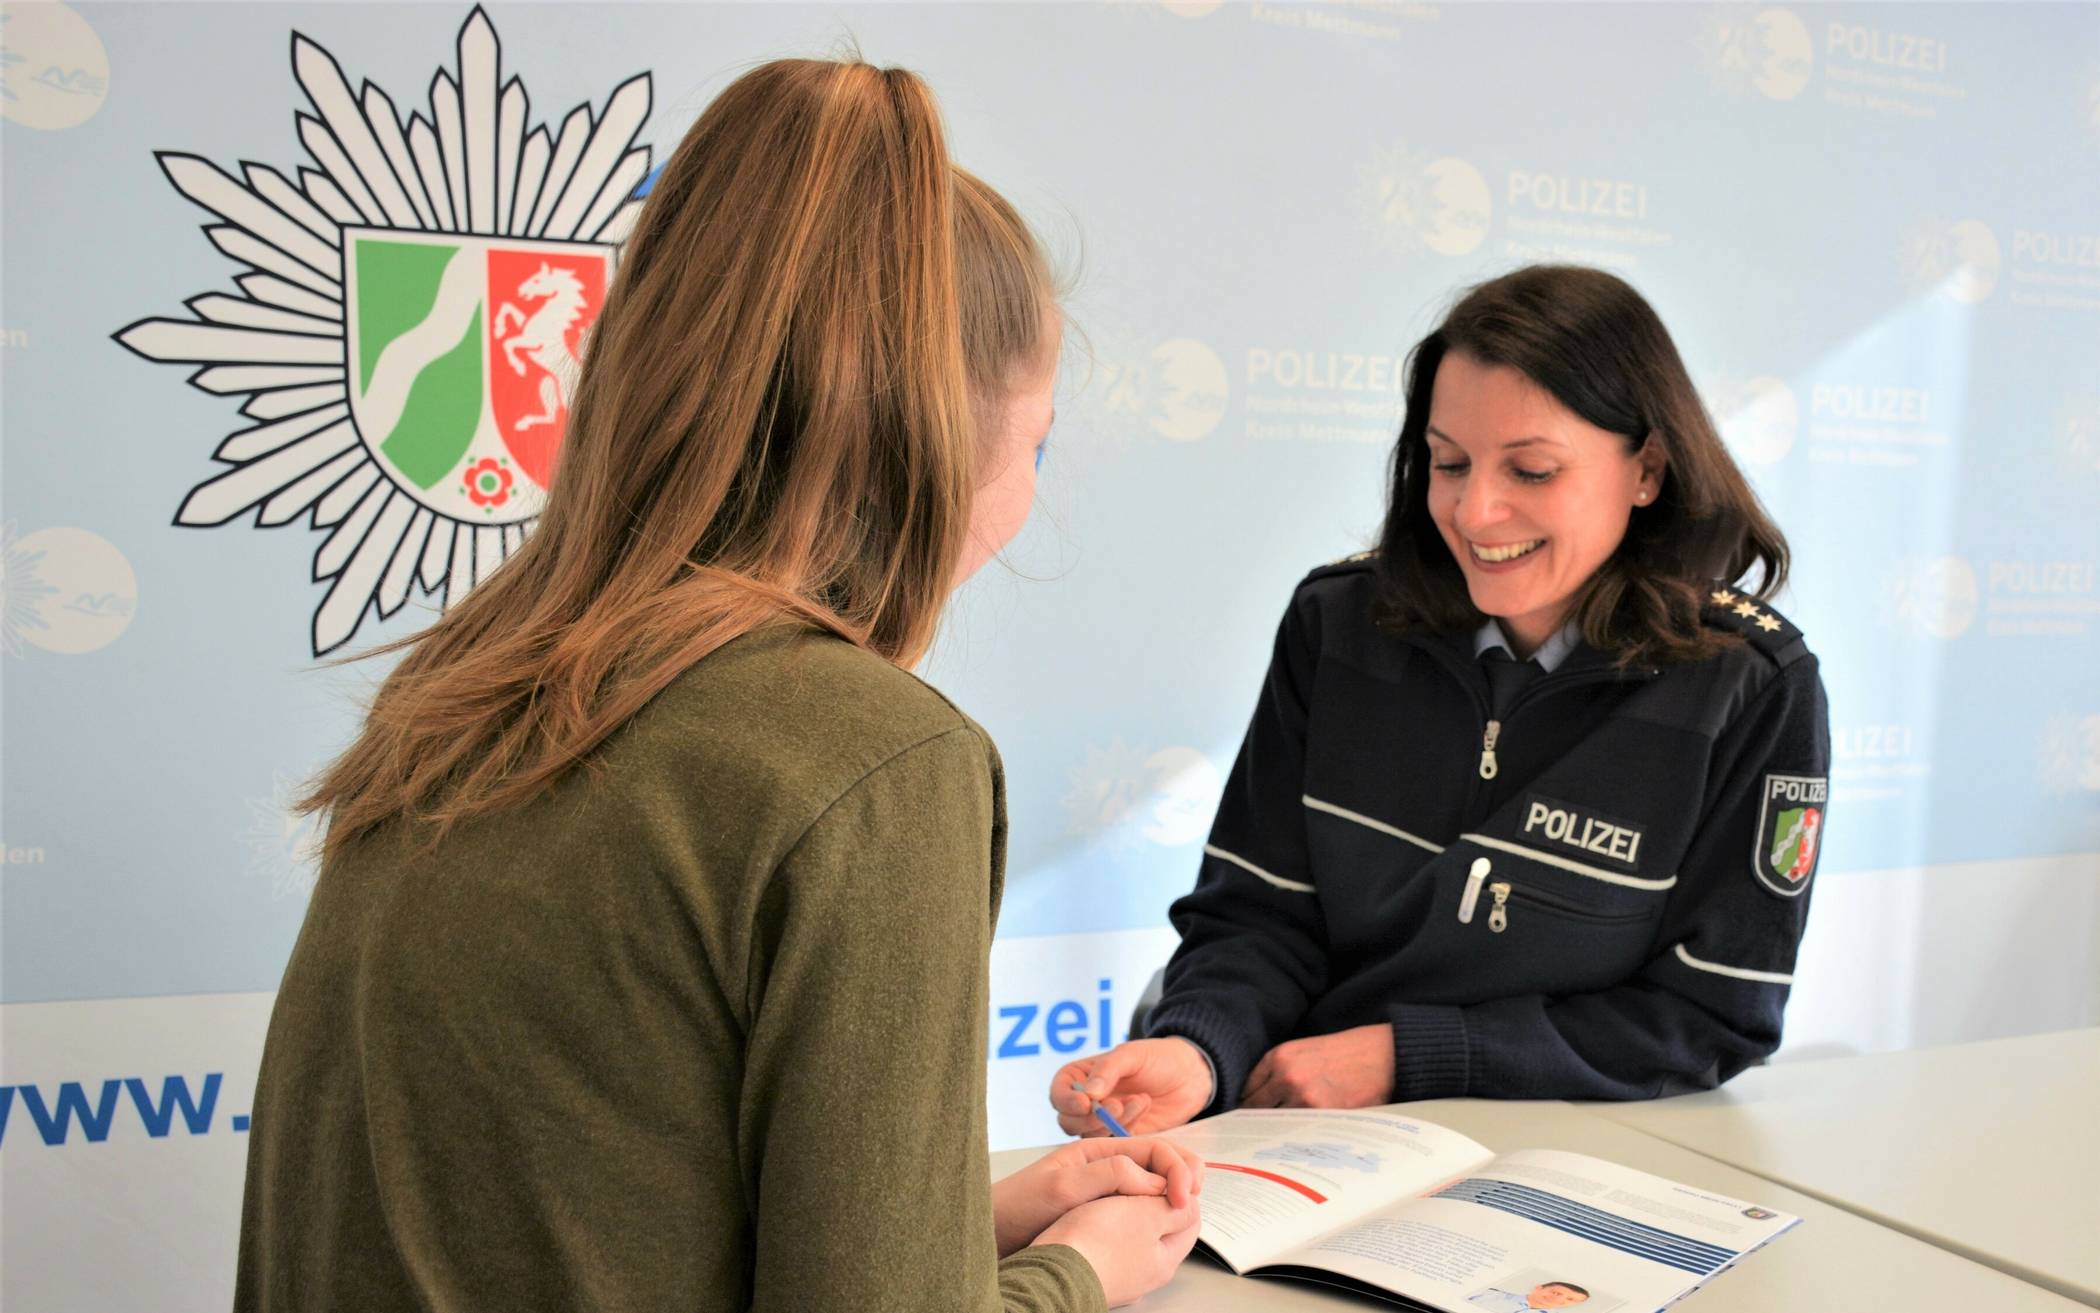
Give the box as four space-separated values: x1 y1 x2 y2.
1702 585 1809 667
1301 550 1378 586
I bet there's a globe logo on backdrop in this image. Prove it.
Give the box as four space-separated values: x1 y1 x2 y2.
0 1 110 130
1900 218 2001 305
2074 717 2100 792
1361 147 1492 258
243 773 326 901
1699 7 1814 101
1712 374 1799 466
1148 338 1231 442
1063 740 1225 851
2053 393 2100 478
114 8 654 655
2037 714 2100 794
1089 329 1229 443
1 525 137 655
1137 746 1225 846
1942 220 2001 303
1886 556 1979 640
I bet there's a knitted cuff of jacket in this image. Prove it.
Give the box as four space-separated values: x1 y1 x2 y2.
1389 1003 1471 1100
1144 1002 1254 1115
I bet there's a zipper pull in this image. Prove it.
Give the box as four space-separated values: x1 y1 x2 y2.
1479 720 1501 780
1457 857 1492 923
1488 882 1511 933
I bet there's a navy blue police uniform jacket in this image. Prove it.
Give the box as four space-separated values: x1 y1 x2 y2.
1143 554 1831 1109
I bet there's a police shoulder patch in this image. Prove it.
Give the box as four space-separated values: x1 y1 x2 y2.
1703 586 1808 666
1754 773 1827 897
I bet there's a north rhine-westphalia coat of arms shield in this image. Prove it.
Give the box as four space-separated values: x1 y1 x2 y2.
115 7 651 655
1754 773 1827 897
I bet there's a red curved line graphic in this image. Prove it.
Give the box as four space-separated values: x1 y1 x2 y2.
1208 1162 1328 1203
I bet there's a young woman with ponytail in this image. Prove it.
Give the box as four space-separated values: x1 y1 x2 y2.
234 59 1199 1313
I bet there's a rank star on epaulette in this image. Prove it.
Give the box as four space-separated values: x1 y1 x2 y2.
1755 613 1783 633
1733 600 1761 619
1710 589 1738 607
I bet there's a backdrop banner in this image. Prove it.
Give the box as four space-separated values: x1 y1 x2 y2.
5 4 2097 1308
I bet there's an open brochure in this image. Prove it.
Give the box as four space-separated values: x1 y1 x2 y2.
1159 1107 1798 1313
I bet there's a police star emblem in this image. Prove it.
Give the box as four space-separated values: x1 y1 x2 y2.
115 8 652 655
1754 774 1827 897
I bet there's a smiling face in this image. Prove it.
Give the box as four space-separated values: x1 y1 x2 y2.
1527 1283 1590 1308
1425 351 1663 656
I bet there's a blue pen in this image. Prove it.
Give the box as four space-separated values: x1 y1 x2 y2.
1071 1082 1131 1137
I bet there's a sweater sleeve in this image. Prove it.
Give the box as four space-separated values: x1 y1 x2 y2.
741 728 1106 1313
1144 594 1331 1113
1390 655 1832 1100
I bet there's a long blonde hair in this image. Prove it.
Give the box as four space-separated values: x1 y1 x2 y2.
303 59 1057 863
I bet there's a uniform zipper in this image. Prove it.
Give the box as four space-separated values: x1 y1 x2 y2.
1477 668 1626 785
1398 638 1664 876
1404 637 1641 802
1481 880 1655 934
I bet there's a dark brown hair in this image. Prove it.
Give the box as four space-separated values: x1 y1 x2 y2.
302 59 1056 864
1373 264 1788 667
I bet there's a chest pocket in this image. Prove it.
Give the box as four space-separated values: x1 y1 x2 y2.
1450 836 1675 994
1301 795 1445 962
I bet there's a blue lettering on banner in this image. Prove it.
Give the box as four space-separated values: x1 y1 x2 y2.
1045 1001 1089 1053
994 979 1120 1060
996 1004 1042 1058
991 974 1125 1054
124 1073 222 1137
0 1074 242 1147
8 1080 125 1145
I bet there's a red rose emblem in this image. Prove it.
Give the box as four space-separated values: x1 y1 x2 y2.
463 457 514 510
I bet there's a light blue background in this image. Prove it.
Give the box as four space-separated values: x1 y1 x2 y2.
5 2 2098 1005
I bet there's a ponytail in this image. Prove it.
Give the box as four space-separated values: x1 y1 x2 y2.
303 59 1056 863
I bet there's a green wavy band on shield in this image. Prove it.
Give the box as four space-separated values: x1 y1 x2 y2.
1770 808 1811 874
354 239 485 491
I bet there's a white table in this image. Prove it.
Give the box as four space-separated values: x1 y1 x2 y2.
1593 1029 2100 1307
993 1098 2088 1311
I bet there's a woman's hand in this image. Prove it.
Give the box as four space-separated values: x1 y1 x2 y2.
1050 1038 1215 1137
1240 1022 1395 1108
990 1136 1205 1258
1035 1193 1202 1308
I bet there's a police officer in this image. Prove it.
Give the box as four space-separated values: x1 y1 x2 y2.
1052 265 1829 1132
1469 1281 1591 1312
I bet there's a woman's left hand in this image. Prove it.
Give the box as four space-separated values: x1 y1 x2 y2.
990 1135 1206 1258
1241 1023 1396 1109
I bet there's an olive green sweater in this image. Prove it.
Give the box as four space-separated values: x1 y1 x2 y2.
234 625 1105 1313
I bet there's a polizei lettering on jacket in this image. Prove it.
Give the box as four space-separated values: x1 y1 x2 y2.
1521 797 1645 867
1764 776 1829 806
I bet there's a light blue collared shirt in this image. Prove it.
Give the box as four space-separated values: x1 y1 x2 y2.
1467 1290 1554 1313
1473 618 1581 673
